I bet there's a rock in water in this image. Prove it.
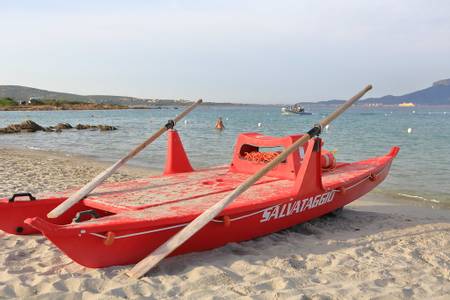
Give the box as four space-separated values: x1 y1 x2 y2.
19 120 45 132
0 126 20 134
5 124 22 133
75 124 93 130
76 124 117 131
97 125 117 131
1 121 117 134
0 120 45 134
55 123 73 130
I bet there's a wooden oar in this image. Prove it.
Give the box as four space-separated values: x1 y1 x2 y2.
47 99 203 219
128 85 372 278
127 85 372 278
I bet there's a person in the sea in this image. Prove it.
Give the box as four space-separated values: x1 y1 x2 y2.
215 117 225 130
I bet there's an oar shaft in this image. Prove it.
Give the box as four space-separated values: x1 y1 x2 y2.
47 99 203 219
127 85 372 278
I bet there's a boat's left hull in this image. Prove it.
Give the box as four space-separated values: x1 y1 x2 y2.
0 197 91 235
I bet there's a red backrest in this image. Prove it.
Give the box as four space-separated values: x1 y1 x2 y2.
229 132 307 180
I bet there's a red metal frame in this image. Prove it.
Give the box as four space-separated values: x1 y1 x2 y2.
163 129 194 175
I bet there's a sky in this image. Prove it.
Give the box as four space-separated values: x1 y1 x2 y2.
0 0 449 104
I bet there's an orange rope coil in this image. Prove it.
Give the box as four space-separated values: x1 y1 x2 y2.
243 151 281 163
244 149 337 170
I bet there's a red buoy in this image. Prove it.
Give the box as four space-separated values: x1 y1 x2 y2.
321 149 336 170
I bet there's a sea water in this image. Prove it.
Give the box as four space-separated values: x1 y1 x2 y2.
1 106 449 205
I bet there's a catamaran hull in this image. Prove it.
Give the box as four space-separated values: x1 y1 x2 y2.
1 130 399 270
25 159 393 268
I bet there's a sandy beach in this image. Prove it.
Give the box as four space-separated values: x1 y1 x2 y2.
0 148 449 299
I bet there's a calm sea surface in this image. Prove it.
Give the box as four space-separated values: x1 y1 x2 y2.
1 106 449 205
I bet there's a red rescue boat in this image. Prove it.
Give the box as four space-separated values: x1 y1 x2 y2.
0 130 399 268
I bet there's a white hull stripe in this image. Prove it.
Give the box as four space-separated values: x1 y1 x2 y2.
342 164 387 191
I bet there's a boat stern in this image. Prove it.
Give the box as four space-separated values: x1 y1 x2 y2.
0 195 92 235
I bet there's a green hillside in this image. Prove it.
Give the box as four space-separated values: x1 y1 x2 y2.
0 97 17 107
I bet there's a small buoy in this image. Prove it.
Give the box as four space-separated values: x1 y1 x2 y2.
412 110 415 114
184 120 188 124
321 149 336 170
257 123 262 127
226 118 229 121
325 125 329 131
407 128 412 134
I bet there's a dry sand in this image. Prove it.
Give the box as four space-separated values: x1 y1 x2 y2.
0 147 156 199
0 147 449 299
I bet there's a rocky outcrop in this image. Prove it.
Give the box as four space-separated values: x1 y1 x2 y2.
75 124 117 131
0 120 117 134
18 120 45 132
55 123 73 130
96 125 117 131
0 126 20 134
0 120 45 134
75 124 90 130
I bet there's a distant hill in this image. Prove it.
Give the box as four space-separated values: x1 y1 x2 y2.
0 85 191 106
3 79 450 107
363 79 450 105
0 85 260 106
0 85 90 103
316 78 450 106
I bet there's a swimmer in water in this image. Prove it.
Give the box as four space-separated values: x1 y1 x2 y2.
215 117 225 130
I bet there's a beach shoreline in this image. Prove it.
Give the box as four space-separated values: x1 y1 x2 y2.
0 147 449 299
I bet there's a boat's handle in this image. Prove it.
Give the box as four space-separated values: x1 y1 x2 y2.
72 209 100 223
8 193 36 203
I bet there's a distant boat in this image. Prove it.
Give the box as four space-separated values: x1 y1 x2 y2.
281 104 312 115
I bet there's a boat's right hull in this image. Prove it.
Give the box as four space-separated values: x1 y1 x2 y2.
26 155 395 268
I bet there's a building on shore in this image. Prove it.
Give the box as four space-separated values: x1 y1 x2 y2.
28 97 43 105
